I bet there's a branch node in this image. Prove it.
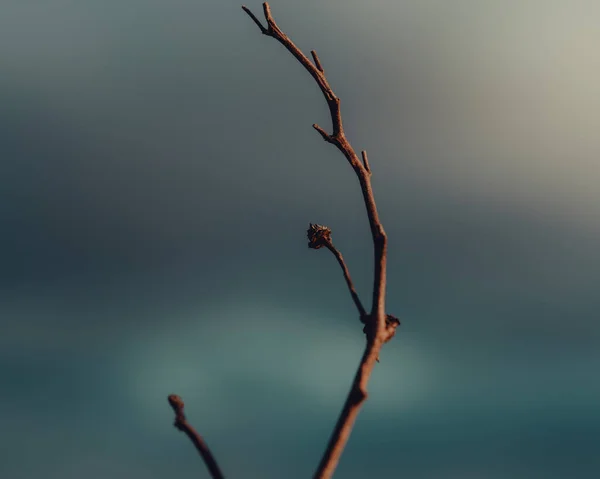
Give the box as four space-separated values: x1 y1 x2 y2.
313 123 333 142
317 233 368 318
350 387 368 405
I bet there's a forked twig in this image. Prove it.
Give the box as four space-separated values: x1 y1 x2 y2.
243 3 399 478
168 394 225 479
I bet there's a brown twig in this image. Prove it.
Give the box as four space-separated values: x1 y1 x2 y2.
325 242 367 318
167 394 225 479
243 3 398 478
306 223 366 318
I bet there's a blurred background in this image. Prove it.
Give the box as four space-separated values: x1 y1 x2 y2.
1 1 599 477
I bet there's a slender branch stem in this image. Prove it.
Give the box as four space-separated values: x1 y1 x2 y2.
324 242 366 318
243 4 396 478
311 50 324 72
315 339 381 478
168 394 225 479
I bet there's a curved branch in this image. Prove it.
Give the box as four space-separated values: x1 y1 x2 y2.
243 4 396 478
324 242 367 318
168 394 225 479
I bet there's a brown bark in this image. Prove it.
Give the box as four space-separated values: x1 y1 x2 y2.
167 4 400 478
242 4 399 478
167 394 225 479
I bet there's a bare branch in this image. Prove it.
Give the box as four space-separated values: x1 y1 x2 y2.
325 243 367 318
243 3 398 478
167 394 225 479
307 223 367 318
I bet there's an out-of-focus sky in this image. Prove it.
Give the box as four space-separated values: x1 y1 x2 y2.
1 1 599 478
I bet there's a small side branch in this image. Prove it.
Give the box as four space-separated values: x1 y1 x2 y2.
307 223 367 318
168 394 225 479
311 50 324 72
325 243 366 318
241 5 268 33
313 123 334 143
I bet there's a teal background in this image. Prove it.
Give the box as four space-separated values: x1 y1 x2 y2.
1 1 599 477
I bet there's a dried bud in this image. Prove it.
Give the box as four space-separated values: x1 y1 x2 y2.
385 314 400 328
307 223 332 249
362 313 400 343
384 314 401 343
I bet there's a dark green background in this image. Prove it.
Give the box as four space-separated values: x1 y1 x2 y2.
2 1 599 477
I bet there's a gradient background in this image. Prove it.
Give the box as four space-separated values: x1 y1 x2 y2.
2 1 599 478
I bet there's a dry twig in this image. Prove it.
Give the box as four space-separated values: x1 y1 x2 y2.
167 394 225 479
242 3 400 478
166 4 400 478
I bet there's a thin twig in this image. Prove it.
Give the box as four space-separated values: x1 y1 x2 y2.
311 50 324 72
168 394 225 479
306 223 366 318
324 242 366 318
243 3 398 479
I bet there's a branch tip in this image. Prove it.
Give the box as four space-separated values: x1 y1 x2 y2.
313 123 332 142
167 394 225 479
242 5 268 34
311 50 324 72
168 393 184 412
263 2 273 23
